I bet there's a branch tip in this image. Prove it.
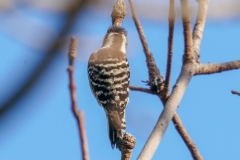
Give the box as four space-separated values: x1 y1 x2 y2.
67 37 89 160
111 0 127 26
68 37 78 65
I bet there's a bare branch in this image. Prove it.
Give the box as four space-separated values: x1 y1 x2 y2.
128 0 164 93
129 0 202 158
164 0 175 95
137 1 205 158
130 84 202 159
195 60 240 75
129 86 155 95
138 65 194 160
181 0 194 63
117 133 136 160
111 0 127 26
67 37 89 160
231 90 240 96
192 0 209 62
172 112 203 160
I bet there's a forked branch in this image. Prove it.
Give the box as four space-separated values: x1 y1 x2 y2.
128 0 164 93
67 37 89 160
137 0 202 159
128 0 202 159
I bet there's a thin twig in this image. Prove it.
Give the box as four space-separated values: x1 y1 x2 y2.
164 0 175 96
129 86 155 95
231 90 240 96
181 0 194 63
171 112 202 160
129 0 202 159
192 0 209 62
67 37 89 160
128 0 163 93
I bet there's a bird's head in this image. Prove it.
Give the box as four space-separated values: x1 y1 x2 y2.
102 26 128 53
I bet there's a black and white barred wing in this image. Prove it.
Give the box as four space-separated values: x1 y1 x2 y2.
87 51 130 109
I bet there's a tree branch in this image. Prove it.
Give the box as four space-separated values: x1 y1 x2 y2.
171 112 202 160
192 0 209 62
130 84 203 159
129 86 156 95
164 0 175 96
231 90 240 96
67 37 89 160
128 0 164 93
138 65 194 160
195 60 240 75
181 0 194 63
137 0 204 159
129 0 202 159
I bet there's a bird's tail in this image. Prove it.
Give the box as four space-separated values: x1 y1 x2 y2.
106 109 126 149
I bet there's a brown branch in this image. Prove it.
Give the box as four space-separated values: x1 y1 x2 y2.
137 0 203 159
172 112 202 160
164 0 175 96
138 66 194 160
195 60 240 75
117 133 136 160
181 0 194 63
192 0 209 62
130 84 202 159
231 90 240 96
160 94 202 160
129 86 156 95
128 0 164 93
128 0 202 158
67 37 89 160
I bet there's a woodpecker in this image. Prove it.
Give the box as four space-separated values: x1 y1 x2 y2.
88 25 130 148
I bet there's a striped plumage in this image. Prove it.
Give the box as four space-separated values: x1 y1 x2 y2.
88 26 130 148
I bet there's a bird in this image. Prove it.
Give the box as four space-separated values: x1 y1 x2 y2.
87 25 130 149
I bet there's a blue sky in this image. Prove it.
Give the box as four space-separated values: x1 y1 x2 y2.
0 1 240 160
